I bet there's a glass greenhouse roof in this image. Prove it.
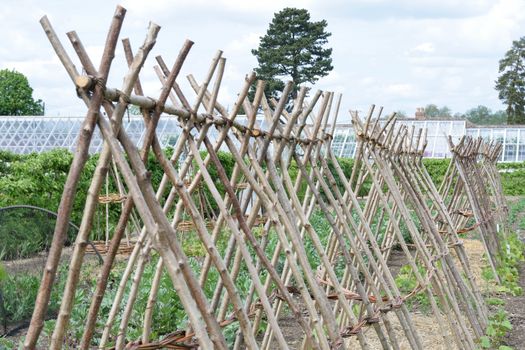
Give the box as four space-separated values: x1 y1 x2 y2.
0 116 182 154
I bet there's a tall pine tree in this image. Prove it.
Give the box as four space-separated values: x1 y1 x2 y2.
495 37 525 124
252 8 333 99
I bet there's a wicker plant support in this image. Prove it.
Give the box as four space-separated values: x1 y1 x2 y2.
25 6 507 350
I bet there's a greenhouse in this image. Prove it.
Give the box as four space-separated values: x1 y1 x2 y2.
331 119 466 159
467 127 525 162
1 116 524 162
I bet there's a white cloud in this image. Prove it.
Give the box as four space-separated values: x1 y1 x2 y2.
1 0 524 117
410 42 436 54
442 76 463 92
359 77 376 85
121 0 189 16
226 33 261 53
317 70 342 85
217 0 315 14
457 0 525 53
385 83 417 98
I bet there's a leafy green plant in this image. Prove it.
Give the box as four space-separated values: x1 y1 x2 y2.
305 210 332 268
498 162 525 195
486 297 506 306
508 199 525 225
499 232 524 295
0 264 6 283
0 263 6 337
479 309 513 349
422 158 451 188
0 337 17 350
479 229 524 350
481 231 524 296
1 268 67 327
395 264 432 313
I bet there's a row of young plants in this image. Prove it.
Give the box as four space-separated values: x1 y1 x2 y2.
472 198 525 349
8 147 522 260
481 198 525 350
0 257 190 348
0 149 350 260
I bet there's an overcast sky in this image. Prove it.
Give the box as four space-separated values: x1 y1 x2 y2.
1 0 524 121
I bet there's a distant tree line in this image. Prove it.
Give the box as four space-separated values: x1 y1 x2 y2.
395 104 509 125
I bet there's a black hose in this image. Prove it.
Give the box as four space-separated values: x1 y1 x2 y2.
0 205 103 264
0 288 6 336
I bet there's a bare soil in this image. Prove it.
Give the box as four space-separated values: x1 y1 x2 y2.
5 240 525 349
266 235 525 349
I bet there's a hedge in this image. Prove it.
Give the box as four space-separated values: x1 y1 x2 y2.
0 149 523 252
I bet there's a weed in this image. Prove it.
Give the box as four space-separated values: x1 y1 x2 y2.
479 309 513 349
395 264 433 313
479 229 524 350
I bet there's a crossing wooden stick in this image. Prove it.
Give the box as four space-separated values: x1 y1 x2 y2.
448 136 502 284
151 65 318 348
25 8 126 349
50 22 162 350
352 116 464 348
113 48 223 350
61 17 227 346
